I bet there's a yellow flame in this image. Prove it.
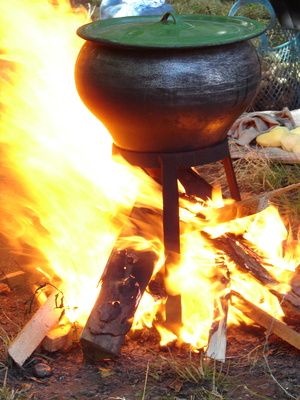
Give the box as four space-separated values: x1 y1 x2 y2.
0 0 162 325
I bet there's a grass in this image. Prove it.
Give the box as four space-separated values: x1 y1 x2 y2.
85 0 273 24
0 363 37 400
233 155 300 228
196 152 300 233
142 348 275 400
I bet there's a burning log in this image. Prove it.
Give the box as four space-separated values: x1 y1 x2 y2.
80 247 157 361
212 233 278 286
231 291 300 351
210 233 300 320
80 203 160 361
8 289 65 366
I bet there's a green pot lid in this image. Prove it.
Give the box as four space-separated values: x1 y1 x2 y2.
77 12 266 48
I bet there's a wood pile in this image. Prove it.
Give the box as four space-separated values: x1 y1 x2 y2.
7 175 300 366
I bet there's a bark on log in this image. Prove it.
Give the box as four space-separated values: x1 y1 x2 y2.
80 247 157 361
8 289 64 366
231 291 300 350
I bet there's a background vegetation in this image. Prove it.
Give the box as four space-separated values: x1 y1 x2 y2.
72 0 272 24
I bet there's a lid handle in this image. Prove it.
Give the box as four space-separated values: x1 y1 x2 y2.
160 11 177 24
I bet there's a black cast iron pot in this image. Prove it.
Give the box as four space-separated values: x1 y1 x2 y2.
75 12 265 153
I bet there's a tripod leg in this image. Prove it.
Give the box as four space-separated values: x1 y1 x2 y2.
222 155 241 201
160 156 182 329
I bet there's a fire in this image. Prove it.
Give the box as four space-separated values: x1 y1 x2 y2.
0 0 162 326
1 0 300 354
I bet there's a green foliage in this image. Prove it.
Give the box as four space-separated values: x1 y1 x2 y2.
168 0 233 15
233 155 300 226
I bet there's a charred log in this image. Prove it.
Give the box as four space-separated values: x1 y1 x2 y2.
204 232 278 286
80 247 157 361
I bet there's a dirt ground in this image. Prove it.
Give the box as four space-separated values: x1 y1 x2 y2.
1 230 300 400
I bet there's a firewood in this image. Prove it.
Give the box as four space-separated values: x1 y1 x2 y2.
41 323 72 352
207 233 278 286
200 183 300 225
8 290 65 366
144 166 213 200
206 262 230 362
0 270 26 289
177 168 213 200
210 234 300 320
231 291 300 350
80 247 157 361
270 289 300 315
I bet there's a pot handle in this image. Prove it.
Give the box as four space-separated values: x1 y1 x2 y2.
160 11 177 24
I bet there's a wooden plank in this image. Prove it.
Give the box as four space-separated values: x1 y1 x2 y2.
0 271 26 289
206 262 230 362
8 290 64 366
231 291 300 350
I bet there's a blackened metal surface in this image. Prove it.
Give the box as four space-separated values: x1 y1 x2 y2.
75 41 261 153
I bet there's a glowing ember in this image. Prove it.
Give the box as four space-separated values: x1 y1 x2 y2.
1 0 300 353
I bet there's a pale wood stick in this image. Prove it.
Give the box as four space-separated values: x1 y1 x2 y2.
8 290 64 366
206 262 230 362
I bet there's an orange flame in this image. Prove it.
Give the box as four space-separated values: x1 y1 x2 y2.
1 0 300 351
0 0 163 326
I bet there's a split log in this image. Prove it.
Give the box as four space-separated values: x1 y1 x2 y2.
212 233 278 286
206 261 230 362
177 168 213 200
231 291 300 350
80 247 158 361
8 289 64 366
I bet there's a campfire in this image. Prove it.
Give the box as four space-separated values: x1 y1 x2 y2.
2 0 300 369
